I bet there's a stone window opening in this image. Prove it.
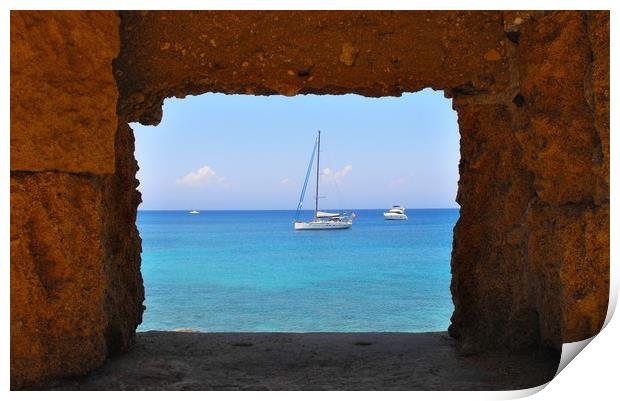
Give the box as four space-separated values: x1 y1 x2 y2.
10 11 608 389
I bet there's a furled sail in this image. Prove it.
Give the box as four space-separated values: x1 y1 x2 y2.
316 211 341 218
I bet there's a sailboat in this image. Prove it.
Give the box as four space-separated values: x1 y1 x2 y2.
294 131 353 230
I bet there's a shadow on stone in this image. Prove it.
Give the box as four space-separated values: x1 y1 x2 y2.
46 331 560 391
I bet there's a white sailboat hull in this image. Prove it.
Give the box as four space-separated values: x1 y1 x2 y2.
384 212 408 220
294 220 352 230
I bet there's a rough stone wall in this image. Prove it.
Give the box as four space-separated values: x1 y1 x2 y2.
10 10 609 388
450 11 610 350
11 11 119 174
10 172 108 387
10 11 144 389
116 11 513 124
518 11 609 346
100 122 144 355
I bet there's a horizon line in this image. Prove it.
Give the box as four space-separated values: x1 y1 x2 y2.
138 207 460 211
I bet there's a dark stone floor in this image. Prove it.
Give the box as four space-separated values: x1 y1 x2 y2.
47 331 560 390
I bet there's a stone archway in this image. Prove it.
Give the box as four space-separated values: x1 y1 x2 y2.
10 10 609 388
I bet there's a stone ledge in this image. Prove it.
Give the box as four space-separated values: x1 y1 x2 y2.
45 331 560 391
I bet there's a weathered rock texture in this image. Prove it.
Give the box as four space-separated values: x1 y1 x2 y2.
452 11 609 350
10 10 609 389
10 10 143 389
100 123 144 356
10 11 119 174
11 172 108 386
115 11 513 124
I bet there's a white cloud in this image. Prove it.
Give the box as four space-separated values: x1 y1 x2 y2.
280 177 292 185
175 165 224 187
322 165 352 181
335 164 352 179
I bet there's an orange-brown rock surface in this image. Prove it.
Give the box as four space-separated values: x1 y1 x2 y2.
100 122 144 356
450 11 609 350
115 11 512 124
10 10 609 388
11 172 108 386
10 10 127 389
10 11 119 174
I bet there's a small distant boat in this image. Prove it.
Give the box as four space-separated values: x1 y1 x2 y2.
189 210 200 214
294 131 353 230
384 206 408 220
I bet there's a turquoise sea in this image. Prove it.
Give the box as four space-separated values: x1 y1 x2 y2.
137 209 458 332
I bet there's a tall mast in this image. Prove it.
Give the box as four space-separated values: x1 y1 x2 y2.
315 130 321 218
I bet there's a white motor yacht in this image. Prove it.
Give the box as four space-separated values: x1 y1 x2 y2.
384 206 408 220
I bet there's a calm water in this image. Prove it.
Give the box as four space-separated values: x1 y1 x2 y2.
137 209 458 332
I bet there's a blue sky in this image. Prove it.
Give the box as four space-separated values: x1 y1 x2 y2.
132 89 460 210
